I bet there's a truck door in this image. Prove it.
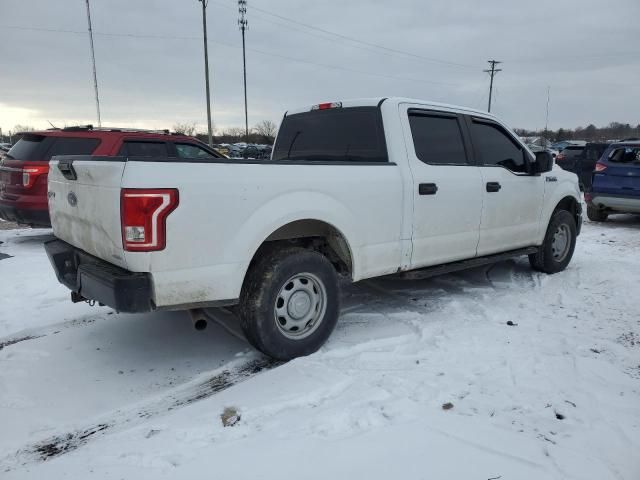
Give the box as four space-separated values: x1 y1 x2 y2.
466 117 545 255
400 106 483 268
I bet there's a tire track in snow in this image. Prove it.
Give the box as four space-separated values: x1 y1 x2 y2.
0 335 45 351
3 356 282 469
0 313 109 352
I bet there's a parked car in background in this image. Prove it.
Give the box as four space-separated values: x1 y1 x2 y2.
214 144 230 156
44 97 581 360
528 144 559 161
575 142 610 190
0 144 10 161
552 140 586 151
586 141 640 221
259 144 273 159
227 145 243 158
242 144 261 159
0 126 223 227
556 145 585 173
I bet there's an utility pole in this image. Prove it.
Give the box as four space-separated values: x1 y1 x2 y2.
198 0 214 146
544 86 551 144
238 0 249 141
85 0 101 127
484 60 502 113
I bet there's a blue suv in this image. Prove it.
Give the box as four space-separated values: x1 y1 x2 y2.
586 141 640 221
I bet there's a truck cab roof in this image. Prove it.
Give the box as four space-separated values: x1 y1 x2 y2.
286 97 499 120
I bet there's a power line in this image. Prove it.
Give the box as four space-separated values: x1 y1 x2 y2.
213 1 475 69
1 24 463 88
483 60 502 112
221 2 478 70
2 25 200 40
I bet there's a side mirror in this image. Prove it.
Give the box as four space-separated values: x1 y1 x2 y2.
533 151 553 174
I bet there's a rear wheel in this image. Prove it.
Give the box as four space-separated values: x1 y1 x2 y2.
586 204 608 222
238 247 340 360
529 210 577 274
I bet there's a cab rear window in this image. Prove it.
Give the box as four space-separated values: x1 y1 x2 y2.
272 106 388 162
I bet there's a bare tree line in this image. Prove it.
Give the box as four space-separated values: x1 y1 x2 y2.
174 120 278 145
515 122 640 142
0 121 278 145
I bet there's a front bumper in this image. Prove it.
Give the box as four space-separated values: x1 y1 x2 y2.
0 204 51 227
44 239 154 313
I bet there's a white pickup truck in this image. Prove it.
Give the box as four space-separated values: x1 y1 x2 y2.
45 98 582 359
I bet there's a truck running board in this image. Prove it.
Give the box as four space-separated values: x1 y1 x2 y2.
397 247 539 280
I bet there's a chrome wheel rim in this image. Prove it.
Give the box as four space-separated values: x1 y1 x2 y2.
551 224 571 262
274 273 327 340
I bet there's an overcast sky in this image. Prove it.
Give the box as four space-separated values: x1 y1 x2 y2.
1 0 639 134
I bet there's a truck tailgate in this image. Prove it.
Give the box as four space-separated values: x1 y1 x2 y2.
48 155 128 268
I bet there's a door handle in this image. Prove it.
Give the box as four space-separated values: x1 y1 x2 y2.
58 159 77 181
486 182 501 192
418 183 438 195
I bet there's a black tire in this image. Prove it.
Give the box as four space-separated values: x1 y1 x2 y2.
238 247 340 360
529 209 577 274
586 204 608 222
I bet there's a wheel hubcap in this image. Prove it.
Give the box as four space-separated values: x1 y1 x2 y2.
551 224 571 262
288 291 312 319
274 273 327 340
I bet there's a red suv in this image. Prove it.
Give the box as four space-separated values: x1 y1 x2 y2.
0 126 223 227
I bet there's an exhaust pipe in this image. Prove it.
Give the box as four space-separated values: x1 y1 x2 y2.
189 309 208 331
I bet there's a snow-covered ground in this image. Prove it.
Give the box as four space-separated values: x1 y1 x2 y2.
1 218 639 479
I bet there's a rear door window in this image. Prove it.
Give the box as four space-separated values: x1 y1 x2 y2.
272 106 387 162
120 141 169 158
470 120 528 173
408 112 468 165
43 137 100 160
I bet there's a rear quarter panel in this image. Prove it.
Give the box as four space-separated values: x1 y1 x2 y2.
121 161 404 306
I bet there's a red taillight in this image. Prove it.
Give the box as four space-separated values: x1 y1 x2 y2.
22 165 49 188
584 192 592 203
121 188 179 252
556 153 565 162
311 101 342 111
594 162 607 173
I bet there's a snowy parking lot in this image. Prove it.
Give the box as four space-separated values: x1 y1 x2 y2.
1 217 639 479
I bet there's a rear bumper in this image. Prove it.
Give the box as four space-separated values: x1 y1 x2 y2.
0 203 50 227
589 193 640 214
44 238 154 313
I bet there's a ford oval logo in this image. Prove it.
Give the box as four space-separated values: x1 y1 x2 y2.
67 191 78 207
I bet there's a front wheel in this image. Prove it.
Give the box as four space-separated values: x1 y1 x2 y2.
529 210 577 274
238 247 340 360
